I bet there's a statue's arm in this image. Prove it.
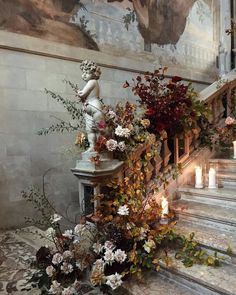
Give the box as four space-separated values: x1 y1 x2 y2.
78 80 96 99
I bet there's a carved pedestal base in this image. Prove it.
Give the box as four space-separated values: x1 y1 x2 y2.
71 152 123 215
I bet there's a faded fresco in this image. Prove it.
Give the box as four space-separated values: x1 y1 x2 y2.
0 0 216 70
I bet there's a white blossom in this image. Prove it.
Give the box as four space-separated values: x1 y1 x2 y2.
115 125 131 138
74 224 86 235
62 286 76 295
52 253 63 265
106 273 123 290
143 239 156 253
117 205 129 216
93 242 103 254
137 227 148 241
62 229 73 239
106 139 118 151
63 250 73 260
118 141 126 151
50 213 62 224
46 265 56 277
104 250 115 265
46 227 56 238
49 280 61 294
108 110 116 119
114 249 127 263
61 262 73 274
104 241 115 251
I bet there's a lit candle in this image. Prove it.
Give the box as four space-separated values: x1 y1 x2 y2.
233 141 236 159
208 168 216 189
161 196 169 218
195 166 203 188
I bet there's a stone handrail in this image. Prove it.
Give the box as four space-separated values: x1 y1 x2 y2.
163 70 236 166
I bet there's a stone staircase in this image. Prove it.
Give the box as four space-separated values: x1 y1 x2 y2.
117 157 236 295
171 157 236 295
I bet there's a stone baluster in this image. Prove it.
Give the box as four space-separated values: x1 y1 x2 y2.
162 136 171 169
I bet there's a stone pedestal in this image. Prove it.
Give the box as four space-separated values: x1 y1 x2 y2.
71 151 123 215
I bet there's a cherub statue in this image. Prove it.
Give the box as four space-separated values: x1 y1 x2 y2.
77 60 104 153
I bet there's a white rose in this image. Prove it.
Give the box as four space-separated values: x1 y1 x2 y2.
106 139 118 151
104 250 115 265
52 253 63 265
106 273 123 290
46 265 55 277
117 205 129 216
114 249 127 263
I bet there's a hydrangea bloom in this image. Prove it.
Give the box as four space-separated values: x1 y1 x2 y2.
115 125 131 138
106 273 123 290
117 205 129 216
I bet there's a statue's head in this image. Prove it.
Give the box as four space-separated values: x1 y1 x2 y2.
80 60 101 81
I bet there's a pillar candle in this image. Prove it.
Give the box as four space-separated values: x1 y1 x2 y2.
195 166 203 188
233 141 236 159
208 168 216 189
161 196 169 217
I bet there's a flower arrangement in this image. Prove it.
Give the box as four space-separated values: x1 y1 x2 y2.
124 69 209 137
23 151 223 294
216 116 236 146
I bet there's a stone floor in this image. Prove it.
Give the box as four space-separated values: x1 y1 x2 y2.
0 228 100 295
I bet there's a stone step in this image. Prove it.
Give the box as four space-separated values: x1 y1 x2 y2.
209 159 236 173
160 253 236 295
178 187 236 208
173 200 236 233
116 271 202 295
176 220 236 259
217 171 236 188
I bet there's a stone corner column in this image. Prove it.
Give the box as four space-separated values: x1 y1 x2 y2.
71 152 123 215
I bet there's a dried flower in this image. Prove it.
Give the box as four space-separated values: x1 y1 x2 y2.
106 273 123 290
140 119 150 128
117 205 129 216
118 141 126 151
49 280 61 294
90 266 105 286
50 214 62 224
225 116 236 125
106 139 118 151
45 227 56 239
143 239 156 253
63 250 73 260
93 242 103 254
